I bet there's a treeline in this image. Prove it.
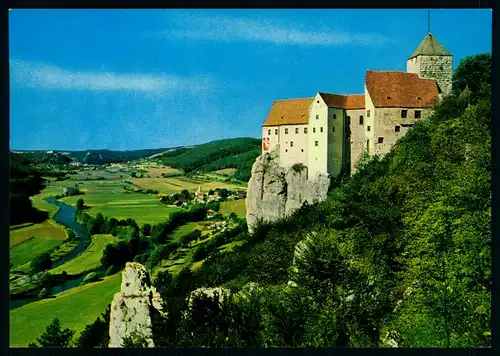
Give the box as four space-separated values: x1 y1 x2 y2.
9 153 47 224
156 138 261 182
74 199 221 270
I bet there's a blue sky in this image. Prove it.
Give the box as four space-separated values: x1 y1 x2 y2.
9 9 492 151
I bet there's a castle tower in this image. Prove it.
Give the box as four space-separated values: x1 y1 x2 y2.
406 32 453 97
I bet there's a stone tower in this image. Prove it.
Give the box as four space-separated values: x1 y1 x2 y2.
406 32 453 97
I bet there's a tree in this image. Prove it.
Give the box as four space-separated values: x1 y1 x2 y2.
31 252 52 273
28 317 75 348
76 198 85 212
76 305 111 348
181 189 190 201
142 223 152 236
219 188 229 199
67 230 76 241
452 53 491 103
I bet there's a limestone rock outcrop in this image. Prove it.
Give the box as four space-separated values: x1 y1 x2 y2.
246 146 330 232
109 262 165 348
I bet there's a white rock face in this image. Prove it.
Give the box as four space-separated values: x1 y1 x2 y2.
246 146 330 233
108 262 165 348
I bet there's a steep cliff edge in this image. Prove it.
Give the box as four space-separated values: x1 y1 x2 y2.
108 262 165 348
246 145 330 232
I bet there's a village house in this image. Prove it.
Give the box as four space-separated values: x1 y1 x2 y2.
261 32 452 179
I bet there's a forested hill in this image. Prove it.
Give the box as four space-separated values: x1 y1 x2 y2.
147 54 491 348
12 148 179 165
154 138 261 182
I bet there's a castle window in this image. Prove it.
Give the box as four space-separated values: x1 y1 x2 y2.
417 97 422 101
317 100 320 103
360 116 364 125
367 110 371 118
313 127 316 133
415 110 421 119
285 128 288 134
378 137 384 144
333 113 337 119
367 126 371 132
316 115 319 120
304 127 308 134
315 141 319 147
387 96 392 100
275 129 278 135
301 149 304 152
285 149 288 152
332 127 335 132
401 110 408 118
295 128 299 134
367 139 370 153
290 141 294 147
395 126 401 133
268 129 271 135
320 127 323 133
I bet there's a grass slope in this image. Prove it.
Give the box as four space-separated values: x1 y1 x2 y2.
10 273 122 347
10 220 67 268
219 199 247 219
50 234 118 275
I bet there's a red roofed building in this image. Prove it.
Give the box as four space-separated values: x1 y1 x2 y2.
261 31 452 177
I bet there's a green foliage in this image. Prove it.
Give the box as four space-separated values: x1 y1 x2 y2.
291 162 306 173
122 332 149 348
452 53 491 103
31 252 53 273
28 317 75 348
141 223 151 236
75 305 110 348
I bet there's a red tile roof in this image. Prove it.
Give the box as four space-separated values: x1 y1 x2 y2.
318 93 365 109
365 70 439 108
262 98 314 127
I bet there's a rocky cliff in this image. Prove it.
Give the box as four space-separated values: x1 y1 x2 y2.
246 145 331 232
108 262 165 348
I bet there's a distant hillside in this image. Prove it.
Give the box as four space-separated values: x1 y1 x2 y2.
12 147 180 165
155 138 261 182
12 151 74 165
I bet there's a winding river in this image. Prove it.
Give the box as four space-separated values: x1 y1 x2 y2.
45 197 91 269
10 198 93 310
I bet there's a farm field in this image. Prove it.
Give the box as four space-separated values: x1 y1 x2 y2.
131 176 247 195
59 180 181 226
212 168 237 176
50 234 118 275
10 272 122 347
220 199 247 219
10 220 67 268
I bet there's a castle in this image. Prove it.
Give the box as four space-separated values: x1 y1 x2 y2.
261 32 453 179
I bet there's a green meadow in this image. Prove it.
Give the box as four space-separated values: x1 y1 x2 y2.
50 234 117 275
10 272 122 347
219 198 247 219
10 220 67 268
59 180 182 226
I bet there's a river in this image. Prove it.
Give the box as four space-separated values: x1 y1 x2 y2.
10 198 93 310
45 197 91 269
